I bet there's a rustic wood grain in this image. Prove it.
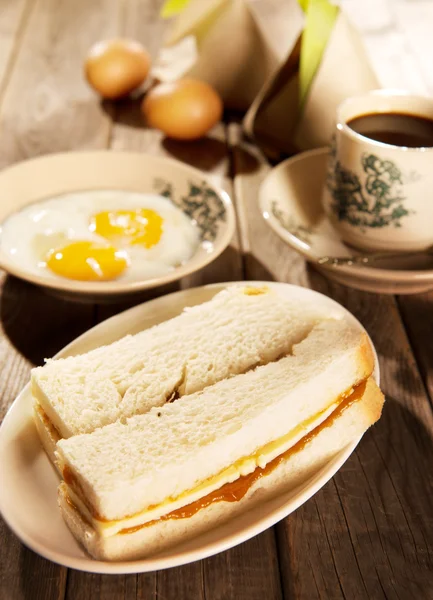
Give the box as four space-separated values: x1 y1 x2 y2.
0 0 34 98
0 277 95 600
0 0 119 169
0 548 67 600
277 280 433 599
0 1 122 598
203 532 283 600
119 0 166 60
226 123 310 288
65 572 140 600
1 1 433 599
397 292 433 406
0 276 94 418
0 0 120 414
229 122 433 599
156 563 205 600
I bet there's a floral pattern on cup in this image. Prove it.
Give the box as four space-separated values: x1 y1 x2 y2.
154 178 227 242
326 145 416 230
271 201 314 245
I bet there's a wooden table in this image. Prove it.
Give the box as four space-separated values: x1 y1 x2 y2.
1 1 432 598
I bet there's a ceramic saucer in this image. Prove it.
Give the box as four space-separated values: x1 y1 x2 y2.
259 148 433 294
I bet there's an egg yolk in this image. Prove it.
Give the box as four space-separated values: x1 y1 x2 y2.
90 209 163 248
46 241 128 281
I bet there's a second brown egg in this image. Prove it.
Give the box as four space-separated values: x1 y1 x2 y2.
142 79 223 140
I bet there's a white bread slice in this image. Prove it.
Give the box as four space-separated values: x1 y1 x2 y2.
32 286 324 439
58 377 384 561
56 319 374 524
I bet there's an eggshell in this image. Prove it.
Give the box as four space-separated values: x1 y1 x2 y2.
142 78 223 140
85 39 151 99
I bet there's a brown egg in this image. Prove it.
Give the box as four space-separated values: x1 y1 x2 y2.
142 79 223 140
85 39 151 99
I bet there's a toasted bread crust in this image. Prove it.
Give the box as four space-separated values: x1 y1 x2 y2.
357 332 375 380
358 375 384 424
34 403 61 469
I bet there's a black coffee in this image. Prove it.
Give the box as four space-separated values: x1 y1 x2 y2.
347 112 433 148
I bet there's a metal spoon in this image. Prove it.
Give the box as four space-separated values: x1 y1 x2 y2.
317 244 433 267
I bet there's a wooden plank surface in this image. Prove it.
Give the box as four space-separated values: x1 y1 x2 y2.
398 292 433 406
65 572 140 600
0 0 433 599
0 1 119 599
230 123 433 599
0 0 34 97
0 0 118 169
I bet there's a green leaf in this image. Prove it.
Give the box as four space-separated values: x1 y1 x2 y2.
299 0 339 109
160 0 191 19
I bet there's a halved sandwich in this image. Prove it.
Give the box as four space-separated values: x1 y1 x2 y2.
32 286 325 461
55 319 384 561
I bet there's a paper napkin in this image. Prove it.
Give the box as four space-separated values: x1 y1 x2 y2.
156 0 379 155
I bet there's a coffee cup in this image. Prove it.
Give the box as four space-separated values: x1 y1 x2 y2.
322 90 433 252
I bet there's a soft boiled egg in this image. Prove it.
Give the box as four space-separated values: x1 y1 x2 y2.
46 241 129 281
90 208 164 248
0 191 200 283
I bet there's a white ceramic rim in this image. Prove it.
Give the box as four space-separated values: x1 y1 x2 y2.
0 281 379 574
260 148 433 283
0 151 236 296
337 89 433 152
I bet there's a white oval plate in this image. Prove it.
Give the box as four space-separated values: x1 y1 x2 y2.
0 282 379 574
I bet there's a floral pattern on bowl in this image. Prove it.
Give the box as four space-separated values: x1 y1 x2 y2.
271 201 314 245
326 144 417 230
154 179 227 242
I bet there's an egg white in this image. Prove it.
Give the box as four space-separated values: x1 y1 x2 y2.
0 190 200 282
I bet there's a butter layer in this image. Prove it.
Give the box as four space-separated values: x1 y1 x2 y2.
62 395 347 537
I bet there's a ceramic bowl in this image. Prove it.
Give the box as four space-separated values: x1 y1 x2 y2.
0 151 235 301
